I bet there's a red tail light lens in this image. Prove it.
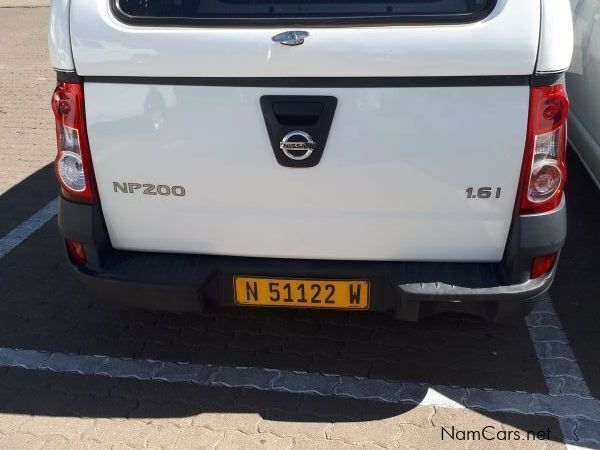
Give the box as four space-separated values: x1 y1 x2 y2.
519 84 569 215
52 82 97 204
530 253 557 279
65 239 87 264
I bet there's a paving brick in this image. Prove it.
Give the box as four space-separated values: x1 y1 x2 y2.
528 326 569 344
559 417 579 446
533 341 576 360
153 361 218 384
284 336 345 357
228 333 287 353
291 435 363 449
80 418 162 448
216 430 293 450
335 376 400 402
50 372 113 398
0 7 55 197
142 421 185 449
18 416 91 442
193 412 260 434
253 351 314 373
538 358 585 379
233 388 304 414
296 396 368 421
306 355 371 378
258 414 329 440
532 394 600 421
327 417 404 447
272 371 341 396
211 366 279 390
526 313 563 329
559 376 593 399
0 348 50 370
0 432 46 450
464 389 534 415
573 416 600 447
40 353 107 375
95 358 163 380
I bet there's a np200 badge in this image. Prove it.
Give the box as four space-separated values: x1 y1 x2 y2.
113 182 186 197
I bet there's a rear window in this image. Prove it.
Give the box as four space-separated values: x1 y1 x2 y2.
113 0 496 25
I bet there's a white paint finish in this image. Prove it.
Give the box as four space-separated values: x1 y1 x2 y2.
537 0 575 73
86 83 529 261
48 0 74 71
70 0 540 77
570 114 600 189
568 0 600 188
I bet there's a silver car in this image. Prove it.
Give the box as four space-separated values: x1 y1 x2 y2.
569 0 600 187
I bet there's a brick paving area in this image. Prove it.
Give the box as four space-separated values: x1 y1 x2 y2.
550 152 600 401
0 367 566 449
0 6 55 195
0 221 549 394
0 5 599 449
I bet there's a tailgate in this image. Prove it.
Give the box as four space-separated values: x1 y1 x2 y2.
73 0 538 261
71 0 540 78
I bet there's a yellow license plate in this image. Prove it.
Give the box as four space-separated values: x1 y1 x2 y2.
234 276 370 310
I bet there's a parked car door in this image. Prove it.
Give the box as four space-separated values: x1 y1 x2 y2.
568 0 600 188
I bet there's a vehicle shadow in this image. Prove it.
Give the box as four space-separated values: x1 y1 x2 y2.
550 150 600 399
0 365 564 446
0 161 578 446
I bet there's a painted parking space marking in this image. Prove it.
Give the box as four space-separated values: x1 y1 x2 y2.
0 197 58 258
527 298 596 448
0 199 599 448
0 346 598 420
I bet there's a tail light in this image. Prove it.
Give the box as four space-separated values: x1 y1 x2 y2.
65 239 87 264
519 84 569 215
530 253 557 279
52 82 97 204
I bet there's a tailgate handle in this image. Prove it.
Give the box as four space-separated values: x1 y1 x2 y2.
272 102 324 126
260 95 337 168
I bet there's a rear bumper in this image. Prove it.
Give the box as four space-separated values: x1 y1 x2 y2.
58 196 566 321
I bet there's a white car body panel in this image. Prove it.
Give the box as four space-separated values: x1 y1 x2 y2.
568 0 600 188
86 83 529 261
70 0 540 78
537 0 574 73
49 0 571 262
48 0 75 71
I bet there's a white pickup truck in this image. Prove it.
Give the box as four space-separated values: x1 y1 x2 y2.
49 0 573 321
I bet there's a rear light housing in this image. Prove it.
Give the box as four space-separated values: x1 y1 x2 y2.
52 82 97 204
530 253 557 279
519 84 569 215
65 239 87 264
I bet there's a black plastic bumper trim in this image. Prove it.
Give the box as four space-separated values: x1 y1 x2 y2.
532 72 566 87
57 193 566 321
56 71 82 83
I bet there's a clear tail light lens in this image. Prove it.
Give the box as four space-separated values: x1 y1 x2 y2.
52 82 97 204
519 84 569 215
